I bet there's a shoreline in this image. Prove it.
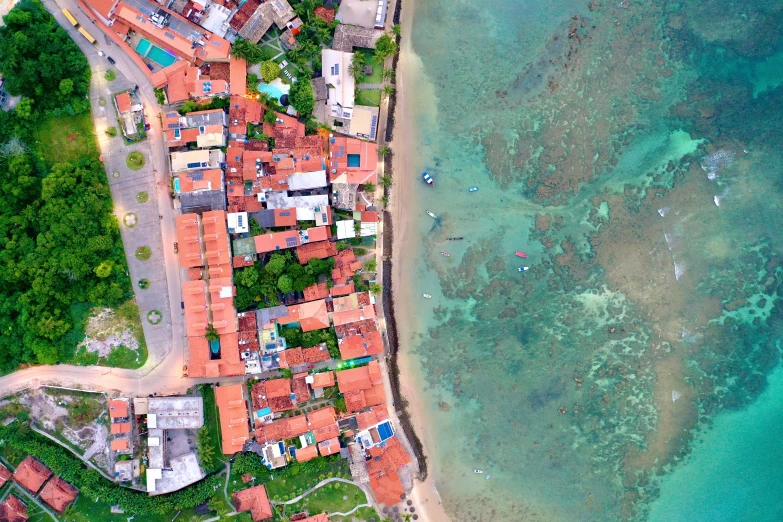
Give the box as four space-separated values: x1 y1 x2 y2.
381 0 454 519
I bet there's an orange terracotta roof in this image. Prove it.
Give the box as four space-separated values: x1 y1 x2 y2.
254 230 300 253
0 463 11 487
306 406 336 430
83 0 118 19
313 6 334 22
208 277 237 335
338 330 383 360
278 348 304 368
13 457 51 494
265 378 292 398
317 437 340 456
40 477 78 514
302 345 331 363
292 373 311 403
0 494 28 522
115 92 131 113
165 65 200 104
336 361 382 393
303 283 329 302
215 384 250 454
232 484 273 521
356 405 389 430
203 210 231 270
256 414 309 443
109 399 129 419
297 241 338 265
274 208 297 227
250 381 268 410
295 444 318 462
247 99 263 123
183 280 209 337
176 214 204 269
310 371 335 388
329 284 355 297
332 306 376 327
177 169 223 192
111 439 130 451
369 470 405 506
111 422 131 434
194 79 228 97
307 226 331 242
278 300 330 332
313 424 339 443
329 136 378 185
361 211 378 223
366 436 411 477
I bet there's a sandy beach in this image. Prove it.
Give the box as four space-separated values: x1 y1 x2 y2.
388 0 453 519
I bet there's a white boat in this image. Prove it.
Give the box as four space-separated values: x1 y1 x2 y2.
473 469 483 474
518 266 529 272
469 186 479 192
485 474 491 480
440 251 450 257
422 294 432 299
426 210 437 219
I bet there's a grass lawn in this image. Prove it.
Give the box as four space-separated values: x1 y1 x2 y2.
24 495 56 522
126 151 145 170
198 385 227 473
354 48 384 83
34 113 98 168
265 457 351 502
330 506 379 521
283 481 368 518
355 89 381 107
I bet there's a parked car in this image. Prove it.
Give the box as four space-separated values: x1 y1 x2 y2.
147 63 154 71
107 56 116 64
98 51 105 57
174 242 179 253
145 123 151 130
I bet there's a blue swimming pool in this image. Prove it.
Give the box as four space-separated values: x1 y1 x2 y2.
258 83 285 100
135 38 177 68
173 177 181 193
347 153 361 167
209 339 220 354
377 421 393 441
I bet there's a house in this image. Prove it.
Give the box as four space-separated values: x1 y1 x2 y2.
296 241 338 265
322 49 355 120
303 283 329 302
254 378 296 412
318 438 341 456
331 24 382 53
329 136 378 185
229 0 296 43
111 439 131 452
255 414 309 442
254 230 301 253
109 398 130 420
292 372 311 403
279 299 330 332
176 214 203 268
308 371 335 389
0 495 27 522
81 0 231 63
39 477 78 514
215 384 250 454
230 56 247 97
114 91 144 138
111 422 131 434
13 457 52 494
176 170 224 195
338 330 383 360
336 360 386 412
171 149 225 172
294 444 318 462
302 345 331 363
265 193 331 222
232 484 273 521
369 470 405 507
0 463 11 487
336 0 387 29
336 220 355 240
227 212 249 234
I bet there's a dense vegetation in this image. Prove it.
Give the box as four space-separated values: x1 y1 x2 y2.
0 0 131 370
279 326 339 358
235 252 334 311
0 421 223 515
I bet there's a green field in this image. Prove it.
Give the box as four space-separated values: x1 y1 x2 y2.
354 49 384 83
355 89 381 107
282 481 368 518
34 113 98 168
198 384 227 473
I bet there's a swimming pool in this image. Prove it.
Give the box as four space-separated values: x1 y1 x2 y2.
173 177 181 193
135 38 177 68
258 83 285 100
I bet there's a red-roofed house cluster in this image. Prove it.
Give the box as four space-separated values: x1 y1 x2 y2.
7 457 78 515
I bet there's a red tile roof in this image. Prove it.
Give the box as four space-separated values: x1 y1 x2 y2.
366 436 411 477
273 208 297 227
256 414 309 443
295 444 318 462
230 56 247 97
0 463 11 487
317 437 340 456
115 92 132 113
13 457 51 495
303 283 329 302
39 477 78 514
0 494 28 522
297 241 338 265
278 348 304 368
313 6 334 22
302 345 331 363
292 373 311 403
356 405 389 430
329 136 378 185
310 371 335 388
336 361 382 393
278 300 330 332
215 384 250 454
232 485 273 521
369 470 405 507
254 230 300 253
360 211 378 223
111 422 131 434
109 399 129 419
111 439 130 451
329 284 355 297
338 330 383 360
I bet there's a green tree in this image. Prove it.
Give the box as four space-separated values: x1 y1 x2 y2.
383 68 395 81
231 38 268 64
266 254 287 275
375 33 398 60
247 72 260 94
277 275 293 294
236 267 260 287
58 78 74 96
392 24 401 36
364 259 377 272
382 84 395 98
153 87 166 105
369 283 383 296
334 396 347 413
289 75 315 116
380 174 392 187
363 182 376 193
379 146 390 157
260 60 280 83
349 52 366 83
264 109 277 125
205 324 219 342
94 260 114 278
15 97 34 120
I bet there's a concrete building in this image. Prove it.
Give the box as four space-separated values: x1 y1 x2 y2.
322 49 355 120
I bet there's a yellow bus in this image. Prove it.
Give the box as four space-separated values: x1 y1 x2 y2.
62 8 78 27
78 27 97 45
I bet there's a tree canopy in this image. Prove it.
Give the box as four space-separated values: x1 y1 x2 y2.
289 75 315 117
230 38 268 64
260 60 280 83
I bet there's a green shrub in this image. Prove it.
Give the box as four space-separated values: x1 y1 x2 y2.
105 126 117 137
135 246 151 260
104 70 116 81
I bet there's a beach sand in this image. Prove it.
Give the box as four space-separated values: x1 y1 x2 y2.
389 0 453 520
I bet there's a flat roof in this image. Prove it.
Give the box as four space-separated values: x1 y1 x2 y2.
147 396 204 429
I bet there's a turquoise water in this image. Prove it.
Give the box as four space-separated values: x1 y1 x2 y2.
135 38 176 68
173 177 181 193
399 0 783 519
258 83 285 100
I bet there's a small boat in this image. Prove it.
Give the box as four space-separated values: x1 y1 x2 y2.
440 252 450 257
426 210 437 219
422 294 432 299
423 172 434 187
515 251 528 258
473 469 483 474
485 474 492 480
447 237 464 241
518 266 529 272
469 186 479 192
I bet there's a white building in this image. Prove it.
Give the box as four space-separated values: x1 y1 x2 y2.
322 49 355 120
228 212 249 234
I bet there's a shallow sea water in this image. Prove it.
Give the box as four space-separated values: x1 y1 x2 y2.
398 0 783 520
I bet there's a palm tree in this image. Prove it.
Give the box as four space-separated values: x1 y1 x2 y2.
383 68 395 82
380 174 392 187
379 147 390 157
382 85 395 98
350 52 366 83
